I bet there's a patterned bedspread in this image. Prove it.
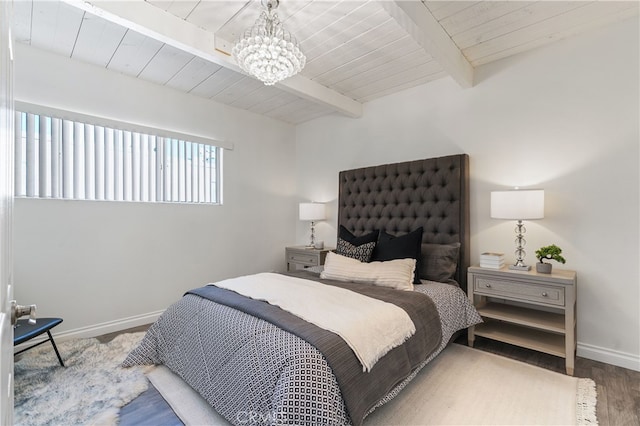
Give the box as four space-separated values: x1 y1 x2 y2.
123 279 481 426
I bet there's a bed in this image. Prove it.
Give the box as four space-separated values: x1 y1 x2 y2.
123 154 481 426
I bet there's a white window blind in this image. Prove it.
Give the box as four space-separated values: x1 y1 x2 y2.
14 111 220 204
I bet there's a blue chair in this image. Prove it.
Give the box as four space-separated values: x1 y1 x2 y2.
14 318 65 367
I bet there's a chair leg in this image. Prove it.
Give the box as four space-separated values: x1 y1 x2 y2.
47 330 65 367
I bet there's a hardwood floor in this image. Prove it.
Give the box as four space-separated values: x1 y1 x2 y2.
108 326 639 426
95 324 151 344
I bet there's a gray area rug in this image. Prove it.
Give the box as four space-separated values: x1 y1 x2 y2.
152 343 598 425
14 332 151 426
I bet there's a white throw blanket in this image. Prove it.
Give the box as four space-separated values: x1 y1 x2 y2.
211 272 416 372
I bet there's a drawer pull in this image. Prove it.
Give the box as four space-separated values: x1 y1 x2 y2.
485 284 491 288
541 292 548 297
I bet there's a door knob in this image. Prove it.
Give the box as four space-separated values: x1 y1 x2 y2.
10 300 37 326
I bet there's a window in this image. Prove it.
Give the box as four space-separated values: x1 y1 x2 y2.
14 108 221 204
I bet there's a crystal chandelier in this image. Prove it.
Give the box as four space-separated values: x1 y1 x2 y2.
232 0 306 86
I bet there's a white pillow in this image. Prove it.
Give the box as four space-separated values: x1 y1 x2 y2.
320 252 415 291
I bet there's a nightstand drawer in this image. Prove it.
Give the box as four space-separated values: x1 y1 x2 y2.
286 246 332 271
474 277 565 306
287 252 318 266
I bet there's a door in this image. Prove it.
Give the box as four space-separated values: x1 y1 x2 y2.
0 0 14 423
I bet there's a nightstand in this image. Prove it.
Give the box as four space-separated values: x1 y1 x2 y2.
285 246 332 271
467 265 577 375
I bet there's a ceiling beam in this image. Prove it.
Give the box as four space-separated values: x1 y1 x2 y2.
61 0 363 118
381 0 474 88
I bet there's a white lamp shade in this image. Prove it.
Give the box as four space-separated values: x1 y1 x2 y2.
299 203 325 221
491 190 544 220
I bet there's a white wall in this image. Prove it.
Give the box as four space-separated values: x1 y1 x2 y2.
295 18 640 370
13 44 297 337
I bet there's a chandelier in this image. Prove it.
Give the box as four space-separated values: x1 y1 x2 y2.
232 0 306 86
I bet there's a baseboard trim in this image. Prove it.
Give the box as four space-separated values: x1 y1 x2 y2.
14 310 163 353
578 342 640 372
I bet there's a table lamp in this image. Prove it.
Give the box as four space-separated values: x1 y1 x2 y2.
491 189 544 270
299 202 325 248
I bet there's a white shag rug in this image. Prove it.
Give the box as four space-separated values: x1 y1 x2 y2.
14 332 151 426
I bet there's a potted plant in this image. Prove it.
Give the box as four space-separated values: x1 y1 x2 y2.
534 244 566 273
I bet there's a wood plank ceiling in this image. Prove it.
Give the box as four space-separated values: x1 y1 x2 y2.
12 1 639 124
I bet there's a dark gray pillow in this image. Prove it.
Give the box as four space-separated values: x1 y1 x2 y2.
336 238 376 263
420 243 460 284
338 225 379 246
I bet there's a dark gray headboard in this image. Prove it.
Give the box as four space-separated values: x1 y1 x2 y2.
338 154 470 291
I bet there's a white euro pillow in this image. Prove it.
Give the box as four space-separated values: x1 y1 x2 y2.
320 251 415 291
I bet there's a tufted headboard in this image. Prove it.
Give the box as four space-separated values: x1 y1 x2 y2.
338 154 470 291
